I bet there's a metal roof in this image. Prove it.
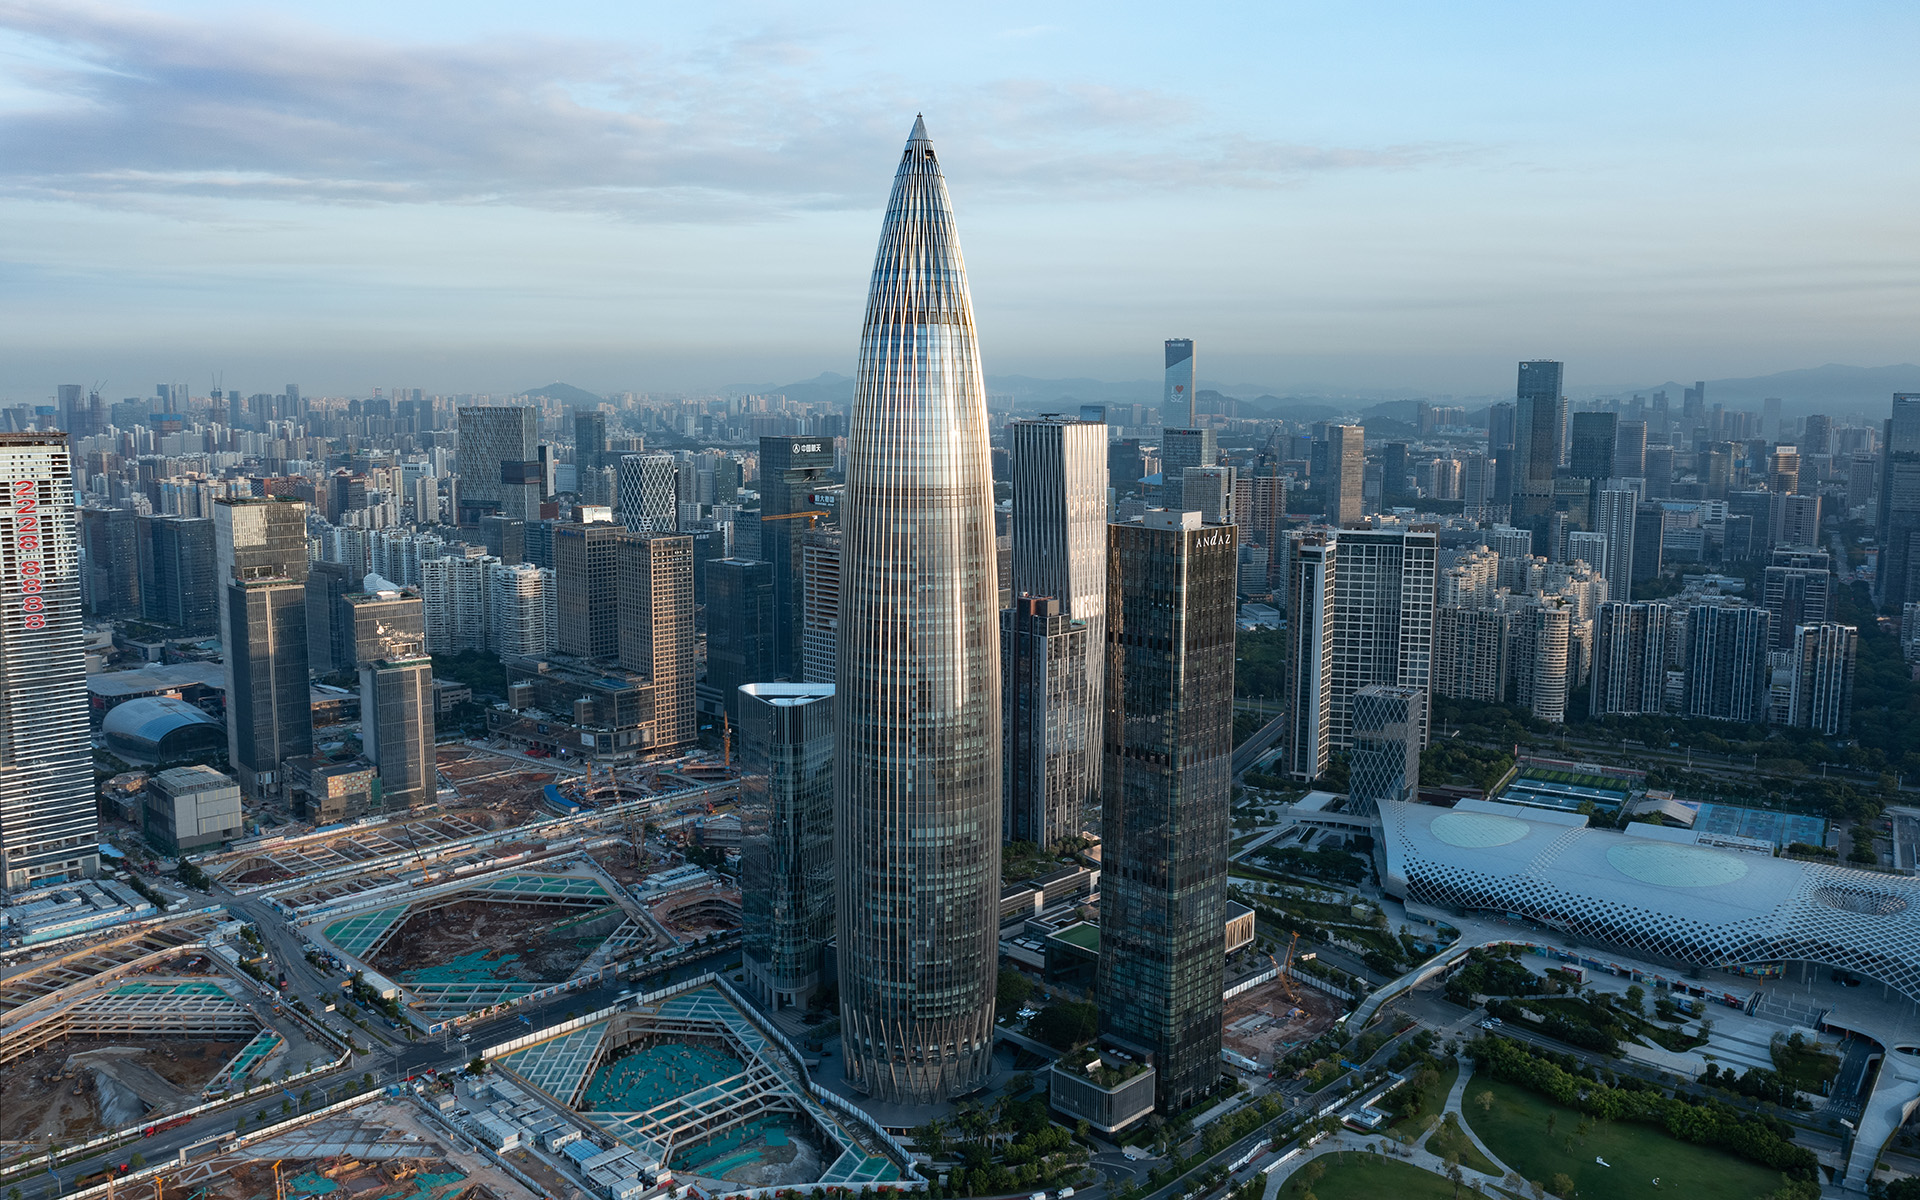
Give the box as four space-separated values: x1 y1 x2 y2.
1379 798 1920 1003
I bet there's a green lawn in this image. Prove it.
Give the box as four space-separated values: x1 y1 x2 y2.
1282 1151 1459 1200
1462 1076 1784 1200
1425 1114 1500 1177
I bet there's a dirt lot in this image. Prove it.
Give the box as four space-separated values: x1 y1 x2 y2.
370 899 623 983
0 1036 249 1140
1221 976 1344 1068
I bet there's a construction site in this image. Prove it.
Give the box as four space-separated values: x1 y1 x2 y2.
492 980 910 1193
305 868 655 1019
1220 972 1345 1071
0 923 344 1142
136 1100 540 1200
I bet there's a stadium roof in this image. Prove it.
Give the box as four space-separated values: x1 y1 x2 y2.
1380 798 1920 1004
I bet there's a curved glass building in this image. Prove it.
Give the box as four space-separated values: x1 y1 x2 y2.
835 116 1002 1102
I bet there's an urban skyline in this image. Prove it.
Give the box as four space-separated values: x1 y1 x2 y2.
3 22 1919 1197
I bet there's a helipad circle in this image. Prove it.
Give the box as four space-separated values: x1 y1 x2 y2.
1431 812 1531 848
1606 841 1749 887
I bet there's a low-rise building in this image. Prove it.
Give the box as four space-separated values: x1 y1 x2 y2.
143 765 244 854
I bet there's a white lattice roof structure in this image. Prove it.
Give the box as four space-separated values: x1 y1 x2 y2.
1379 798 1920 1003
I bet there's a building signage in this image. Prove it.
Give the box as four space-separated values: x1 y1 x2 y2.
9 479 47 630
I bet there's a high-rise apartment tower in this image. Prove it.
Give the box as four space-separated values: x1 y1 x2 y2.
0 436 97 888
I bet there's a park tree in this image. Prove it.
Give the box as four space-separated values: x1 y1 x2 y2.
1474 1090 1494 1115
1549 1173 1575 1198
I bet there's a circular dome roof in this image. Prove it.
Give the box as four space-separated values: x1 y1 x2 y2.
1606 841 1749 888
102 696 221 751
1431 812 1531 848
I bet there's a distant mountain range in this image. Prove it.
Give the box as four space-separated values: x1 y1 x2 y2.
1584 363 1920 416
559 361 1920 425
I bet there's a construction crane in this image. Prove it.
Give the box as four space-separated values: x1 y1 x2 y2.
1269 930 1300 1008
272 1161 285 1200
756 508 830 529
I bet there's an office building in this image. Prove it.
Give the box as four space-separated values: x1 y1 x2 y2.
1773 493 1822 550
553 520 623 658
481 514 526 566
81 506 142 618
1348 685 1423 815
215 497 313 799
1182 465 1236 523
617 453 678 533
0 436 97 889
1685 604 1772 723
1380 442 1409 505
618 533 694 751
1790 623 1857 736
760 436 836 680
1160 427 1217 514
143 765 243 856
1002 595 1093 848
1614 420 1648 478
1327 424 1364 525
304 559 356 674
707 558 776 723
1513 361 1566 524
140 514 217 636
835 118 1002 1103
1284 533 1336 779
573 410 607 473
1488 402 1516 506
490 562 554 658
457 406 541 523
800 529 842 686
1163 338 1195 429
1568 411 1617 484
738 682 837 1010
1008 415 1109 833
618 451 679 529
360 651 435 809
1590 601 1670 716
1097 511 1236 1114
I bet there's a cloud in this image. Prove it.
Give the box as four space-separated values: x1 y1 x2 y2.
0 1 1462 220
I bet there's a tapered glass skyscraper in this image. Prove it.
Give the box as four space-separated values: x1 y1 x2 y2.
835 117 1002 1103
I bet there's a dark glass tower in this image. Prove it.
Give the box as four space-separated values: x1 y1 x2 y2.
739 682 836 1010
142 514 218 637
1097 511 1237 1113
1513 361 1566 524
707 557 776 723
759 435 835 680
215 497 313 799
835 116 1002 1103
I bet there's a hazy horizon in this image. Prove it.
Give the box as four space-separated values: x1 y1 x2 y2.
3 1 1916 402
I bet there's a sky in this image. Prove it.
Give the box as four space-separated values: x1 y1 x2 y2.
1 0 1917 403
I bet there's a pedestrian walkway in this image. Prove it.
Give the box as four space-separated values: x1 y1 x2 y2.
1265 1062 1520 1199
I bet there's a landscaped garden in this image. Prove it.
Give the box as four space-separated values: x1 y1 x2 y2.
1279 1151 1466 1200
1462 1070 1795 1200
